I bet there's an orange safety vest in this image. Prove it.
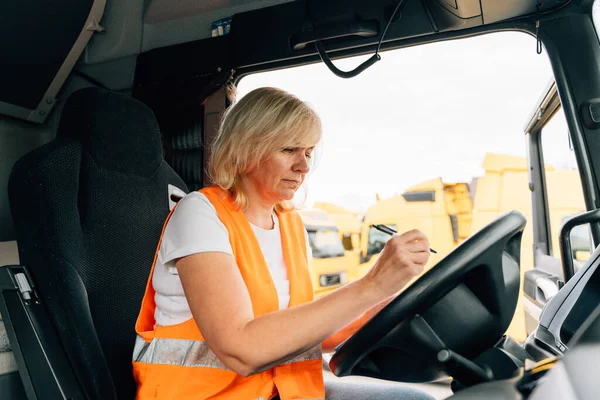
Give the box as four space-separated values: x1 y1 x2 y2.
133 186 325 400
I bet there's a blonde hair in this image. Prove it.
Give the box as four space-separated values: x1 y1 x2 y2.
209 87 322 211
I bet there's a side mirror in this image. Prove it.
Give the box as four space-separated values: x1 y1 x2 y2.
560 209 600 282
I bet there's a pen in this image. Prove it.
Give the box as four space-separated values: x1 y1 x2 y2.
370 224 437 254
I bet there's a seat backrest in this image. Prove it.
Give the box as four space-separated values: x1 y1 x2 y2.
8 88 188 399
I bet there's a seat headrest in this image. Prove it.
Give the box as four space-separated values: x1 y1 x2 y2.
58 87 163 177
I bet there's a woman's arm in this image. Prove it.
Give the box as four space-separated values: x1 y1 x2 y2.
321 296 394 353
176 229 429 377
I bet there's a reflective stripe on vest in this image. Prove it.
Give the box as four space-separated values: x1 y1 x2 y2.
133 335 321 369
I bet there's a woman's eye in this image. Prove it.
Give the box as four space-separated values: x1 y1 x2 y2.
305 152 313 159
283 148 294 153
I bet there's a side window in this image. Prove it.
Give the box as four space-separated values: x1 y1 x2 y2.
341 233 354 251
541 108 591 269
367 224 396 257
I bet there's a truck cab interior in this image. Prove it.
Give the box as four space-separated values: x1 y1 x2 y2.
2 0 600 399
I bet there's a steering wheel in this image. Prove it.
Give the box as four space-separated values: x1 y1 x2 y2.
329 210 527 385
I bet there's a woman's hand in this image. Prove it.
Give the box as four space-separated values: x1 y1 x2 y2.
361 229 430 300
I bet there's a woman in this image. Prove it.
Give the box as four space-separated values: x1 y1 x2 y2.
133 87 434 400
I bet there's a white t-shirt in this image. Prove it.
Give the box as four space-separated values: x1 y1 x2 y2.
152 191 310 326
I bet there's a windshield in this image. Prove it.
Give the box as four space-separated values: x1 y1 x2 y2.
308 229 345 258
367 224 396 257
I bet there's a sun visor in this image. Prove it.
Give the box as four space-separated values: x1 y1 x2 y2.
0 0 106 123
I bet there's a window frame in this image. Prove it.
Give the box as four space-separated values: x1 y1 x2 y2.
525 81 597 269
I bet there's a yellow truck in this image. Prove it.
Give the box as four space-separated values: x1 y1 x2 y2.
357 178 472 281
313 202 362 253
355 152 585 341
471 152 586 275
296 208 351 296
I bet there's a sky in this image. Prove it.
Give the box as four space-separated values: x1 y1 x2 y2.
236 32 577 212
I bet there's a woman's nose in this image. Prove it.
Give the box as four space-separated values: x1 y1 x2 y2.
294 154 311 173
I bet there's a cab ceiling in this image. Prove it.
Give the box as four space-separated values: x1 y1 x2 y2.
84 0 564 66
84 0 295 64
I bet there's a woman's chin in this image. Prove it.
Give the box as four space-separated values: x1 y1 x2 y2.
277 190 296 202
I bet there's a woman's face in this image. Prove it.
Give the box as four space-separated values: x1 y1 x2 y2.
244 145 315 205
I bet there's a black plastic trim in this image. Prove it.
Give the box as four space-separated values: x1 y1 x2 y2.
527 129 553 258
0 371 27 399
537 244 600 351
0 265 85 400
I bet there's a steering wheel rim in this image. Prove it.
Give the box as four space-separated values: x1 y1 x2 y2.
330 210 527 380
